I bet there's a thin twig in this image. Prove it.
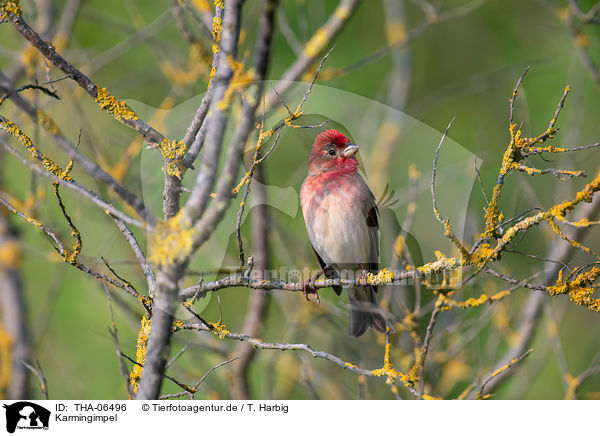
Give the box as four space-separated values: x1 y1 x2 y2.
418 295 443 399
0 82 60 103
0 136 146 229
160 356 239 399
475 349 533 399
474 156 489 205
103 284 133 398
2 7 167 145
174 322 421 397
509 66 530 127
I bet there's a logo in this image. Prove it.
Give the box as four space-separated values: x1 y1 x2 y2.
2 402 50 433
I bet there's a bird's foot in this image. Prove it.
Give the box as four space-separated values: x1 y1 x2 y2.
302 277 321 304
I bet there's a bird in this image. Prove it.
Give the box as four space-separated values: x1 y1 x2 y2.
300 129 387 337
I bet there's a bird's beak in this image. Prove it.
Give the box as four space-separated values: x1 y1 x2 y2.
342 144 359 157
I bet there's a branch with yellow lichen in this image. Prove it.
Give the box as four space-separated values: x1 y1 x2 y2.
482 71 576 240
178 150 600 311
371 330 417 390
1 0 172 149
148 211 194 267
0 195 149 307
423 72 600 311
129 315 151 397
0 114 72 181
0 71 155 224
564 356 600 400
179 267 408 300
230 49 332 269
474 348 533 399
0 117 146 229
51 181 82 265
173 321 423 398
175 73 600 401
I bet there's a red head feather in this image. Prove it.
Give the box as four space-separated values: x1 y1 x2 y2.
308 129 358 176
312 129 351 149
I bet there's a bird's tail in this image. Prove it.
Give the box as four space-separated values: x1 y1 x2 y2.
347 286 387 337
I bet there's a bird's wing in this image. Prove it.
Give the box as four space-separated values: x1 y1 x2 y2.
363 182 380 293
366 203 379 272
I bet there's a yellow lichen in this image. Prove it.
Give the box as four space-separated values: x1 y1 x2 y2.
0 118 72 180
474 351 532 399
208 66 217 87
304 29 328 58
158 138 188 178
545 218 595 256
385 19 407 45
209 321 230 339
110 96 175 181
372 342 413 387
547 267 600 312
0 0 21 21
548 171 600 222
482 91 591 241
367 268 394 285
171 320 185 332
51 182 82 265
334 6 350 20
469 243 496 266
96 87 139 123
441 289 511 311
148 211 193 266
211 16 223 53
138 294 152 308
231 114 274 195
129 315 151 396
232 171 252 195
418 251 457 275
457 384 475 400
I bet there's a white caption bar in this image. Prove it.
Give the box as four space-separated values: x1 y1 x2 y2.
0 400 595 435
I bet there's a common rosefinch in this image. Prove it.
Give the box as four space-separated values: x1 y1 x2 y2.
300 129 387 337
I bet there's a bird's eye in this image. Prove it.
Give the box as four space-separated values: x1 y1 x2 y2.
327 149 336 156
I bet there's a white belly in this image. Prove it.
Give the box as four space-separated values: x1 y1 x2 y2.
302 188 374 267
